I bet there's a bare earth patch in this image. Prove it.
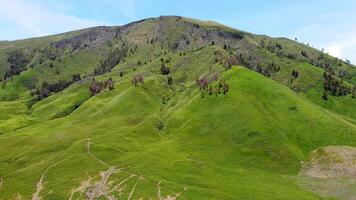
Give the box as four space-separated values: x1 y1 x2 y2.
299 146 356 200
66 138 187 199
32 159 65 200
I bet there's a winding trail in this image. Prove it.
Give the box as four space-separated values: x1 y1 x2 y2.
67 138 188 200
157 182 187 200
86 138 110 167
32 159 65 200
127 181 137 200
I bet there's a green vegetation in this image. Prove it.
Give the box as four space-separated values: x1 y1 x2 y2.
0 16 355 199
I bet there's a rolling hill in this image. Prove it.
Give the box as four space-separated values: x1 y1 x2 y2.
0 16 355 200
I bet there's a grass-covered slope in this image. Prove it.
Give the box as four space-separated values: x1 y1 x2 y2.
0 16 355 200
0 67 354 199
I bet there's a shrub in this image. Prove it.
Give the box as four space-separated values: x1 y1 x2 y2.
291 70 299 78
160 63 170 75
167 76 173 85
106 77 114 90
131 74 144 86
322 90 328 100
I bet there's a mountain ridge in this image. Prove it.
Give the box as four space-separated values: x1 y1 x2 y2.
0 16 355 200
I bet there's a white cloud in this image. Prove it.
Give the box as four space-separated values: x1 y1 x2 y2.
0 0 105 39
293 23 356 64
325 44 342 58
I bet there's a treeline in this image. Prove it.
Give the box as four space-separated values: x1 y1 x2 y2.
196 74 229 98
89 77 114 96
3 49 33 80
33 74 81 100
322 72 353 100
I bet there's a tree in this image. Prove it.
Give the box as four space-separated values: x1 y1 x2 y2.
301 51 308 58
167 76 173 85
208 86 213 95
90 79 102 96
196 77 208 90
291 70 299 78
223 83 229 95
106 77 114 90
131 74 144 86
322 90 328 101
72 74 81 82
160 63 170 75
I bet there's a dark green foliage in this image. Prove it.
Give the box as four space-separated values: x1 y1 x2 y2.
301 51 308 58
4 49 32 79
287 53 296 59
160 63 170 75
323 72 351 96
94 48 127 75
291 70 299 78
322 90 328 101
42 46 62 61
72 74 81 82
167 76 173 85
224 30 244 40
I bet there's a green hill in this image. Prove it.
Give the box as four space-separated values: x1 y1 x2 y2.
0 16 355 200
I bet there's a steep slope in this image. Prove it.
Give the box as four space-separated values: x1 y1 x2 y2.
0 16 355 123
0 16 355 200
0 65 355 199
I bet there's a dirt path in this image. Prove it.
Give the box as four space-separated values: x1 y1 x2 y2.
157 182 187 200
32 159 65 200
68 138 187 200
87 166 116 200
86 138 110 167
127 181 137 200
68 175 92 200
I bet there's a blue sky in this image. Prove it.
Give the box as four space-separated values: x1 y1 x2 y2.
0 0 355 63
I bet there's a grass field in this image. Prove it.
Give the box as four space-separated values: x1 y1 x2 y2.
0 16 355 200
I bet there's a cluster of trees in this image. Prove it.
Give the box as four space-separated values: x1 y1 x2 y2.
196 75 229 98
4 50 32 79
41 46 62 61
131 74 144 86
34 74 82 99
89 77 114 96
94 48 127 75
301 50 308 58
323 72 351 99
259 39 282 53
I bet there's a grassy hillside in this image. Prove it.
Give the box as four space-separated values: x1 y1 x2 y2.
0 66 354 199
0 16 355 200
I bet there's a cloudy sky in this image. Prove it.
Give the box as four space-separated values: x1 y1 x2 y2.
0 0 355 63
